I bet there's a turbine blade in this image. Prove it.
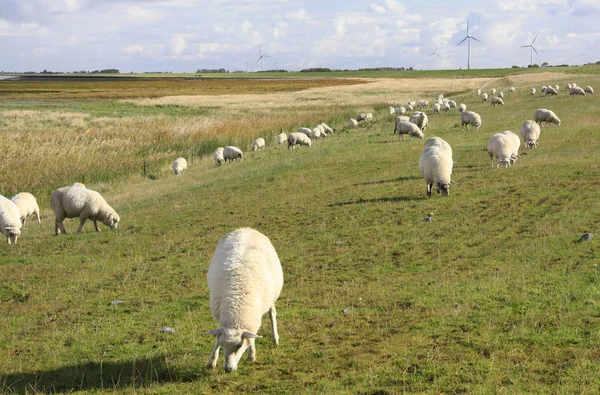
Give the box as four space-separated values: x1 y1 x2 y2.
437 53 442 58
457 36 468 46
263 54 271 58
532 46 538 55
471 36 481 43
532 34 538 45
521 45 530 48
256 57 262 64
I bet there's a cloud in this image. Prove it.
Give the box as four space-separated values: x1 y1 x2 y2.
368 4 386 14
334 16 345 35
168 35 186 55
241 19 252 33
124 44 144 54
124 5 161 23
286 9 307 21
273 21 287 38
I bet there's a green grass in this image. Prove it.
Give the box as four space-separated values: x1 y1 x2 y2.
1 72 600 393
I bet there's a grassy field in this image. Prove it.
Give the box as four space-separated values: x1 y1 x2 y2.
1 70 600 393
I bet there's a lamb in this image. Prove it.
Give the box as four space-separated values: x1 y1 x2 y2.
491 97 504 106
347 119 358 127
530 87 536 95
432 103 441 113
10 192 40 225
487 133 515 168
460 111 482 131
206 228 283 373
213 147 225 165
50 185 120 235
287 132 312 149
520 120 541 149
554 84 559 92
395 121 424 140
508 87 516 93
482 93 489 102
223 146 243 162
584 86 594 95
545 86 558 96
297 127 312 136
570 86 586 96
458 103 466 112
310 125 324 139
277 132 287 145
535 109 561 127
251 138 266 151
0 195 22 244
172 157 187 175
418 144 453 197
500 130 520 164
319 123 334 135
423 136 453 158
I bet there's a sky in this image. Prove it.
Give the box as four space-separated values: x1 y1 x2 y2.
0 0 598 73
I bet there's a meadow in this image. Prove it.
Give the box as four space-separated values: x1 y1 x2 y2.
0 67 599 393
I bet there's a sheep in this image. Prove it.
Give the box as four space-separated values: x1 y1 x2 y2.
0 195 22 244
396 106 406 115
584 86 594 95
541 86 547 93
487 133 515 168
418 144 453 197
287 132 312 149
497 92 504 99
566 83 572 90
206 228 283 373
554 84 559 92
535 109 561 127
500 130 520 164
251 138 266 151
409 111 429 132
460 111 482 131
406 104 414 111
50 185 119 235
310 126 324 139
392 116 409 133
545 86 558 96
458 103 466 112
447 100 457 109
491 97 504 106
432 103 441 114
356 113 367 122
489 88 496 96
347 119 358 127
388 105 395 115
395 121 424 140
319 123 334 135
172 157 187 175
520 120 541 149
277 132 287 145
441 102 450 112
570 86 586 96
213 147 225 165
482 93 489 102
10 192 40 225
223 146 243 162
297 127 312 136
475 89 482 96
423 136 453 158
530 87 536 95
365 113 373 121
508 87 516 93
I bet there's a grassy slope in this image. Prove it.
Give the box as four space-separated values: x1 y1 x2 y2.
1 74 600 393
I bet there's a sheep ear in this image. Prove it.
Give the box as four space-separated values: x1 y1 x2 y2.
242 331 262 339
206 328 223 336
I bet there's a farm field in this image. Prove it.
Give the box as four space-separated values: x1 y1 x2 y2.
1 68 600 393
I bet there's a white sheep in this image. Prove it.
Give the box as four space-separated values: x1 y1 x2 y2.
458 103 466 112
475 89 482 96
460 111 482 131
396 106 406 115
0 195 22 244
213 147 225 165
287 132 312 149
500 130 520 164
395 121 424 140
545 86 558 96
251 138 266 151
388 106 395 115
392 116 409 133
310 126 324 139
277 132 287 145
447 100 457 109
491 97 504 106
409 111 428 132
418 144 453 197
50 185 119 235
482 93 489 102
497 92 504 99
297 127 312 136
535 109 561 127
365 113 373 121
541 86 547 93
319 123 334 135
347 119 358 127
432 103 441 114
441 102 450 112
356 113 367 122
172 157 187 175
487 133 514 168
423 136 453 158
570 86 586 96
584 86 594 95
223 146 243 162
520 120 541 149
566 83 572 90
554 84 559 92
10 192 40 225
491 88 497 95
508 87 516 93
206 228 283 373
530 87 536 95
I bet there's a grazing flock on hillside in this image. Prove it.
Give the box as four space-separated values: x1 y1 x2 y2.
0 77 594 373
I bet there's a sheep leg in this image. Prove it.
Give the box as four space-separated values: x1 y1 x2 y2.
93 220 101 232
76 218 87 233
55 219 66 235
426 183 432 197
247 338 256 362
22 217 27 226
206 339 220 369
35 211 41 224
269 305 279 346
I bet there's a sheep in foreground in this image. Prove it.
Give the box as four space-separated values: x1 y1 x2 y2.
206 228 283 373
424 136 453 158
487 133 514 168
395 121 424 140
0 196 22 244
213 147 225 165
570 86 586 96
482 93 489 102
458 103 466 112
409 111 428 132
584 86 594 95
535 109 561 127
51 185 119 235
172 157 187 175
520 120 541 149
251 138 266 151
277 132 287 145
530 87 536 95
10 192 40 225
500 130 520 164
460 111 482 131
287 132 312 149
418 144 453 197
491 97 504 106
223 146 243 162
545 87 558 96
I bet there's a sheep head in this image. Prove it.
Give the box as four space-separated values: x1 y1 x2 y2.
4 226 21 244
437 183 451 196
102 213 120 229
207 327 261 372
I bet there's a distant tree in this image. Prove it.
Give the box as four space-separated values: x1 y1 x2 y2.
512 65 520 68
100 69 119 73
541 62 549 67
528 64 540 68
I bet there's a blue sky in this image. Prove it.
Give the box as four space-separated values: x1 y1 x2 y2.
0 0 598 72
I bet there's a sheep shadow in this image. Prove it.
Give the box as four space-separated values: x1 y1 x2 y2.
356 175 421 186
329 195 425 207
0 355 202 394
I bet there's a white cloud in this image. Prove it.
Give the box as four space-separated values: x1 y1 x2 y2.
124 5 161 23
273 21 287 38
241 19 252 33
334 16 345 35
368 4 387 14
286 9 307 21
124 44 144 54
168 35 186 55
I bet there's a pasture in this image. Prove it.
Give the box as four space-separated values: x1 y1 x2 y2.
1 68 599 393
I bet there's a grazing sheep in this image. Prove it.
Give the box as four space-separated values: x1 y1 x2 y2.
500 130 520 164
287 132 312 149
475 89 482 96
530 87 536 95
497 92 504 99
277 132 287 145
491 88 497 95
447 100 457 109
423 136 453 158
297 127 312 136
541 86 547 93
491 97 505 106
396 106 406 115
320 123 334 135
418 144 453 197
347 119 358 127
566 83 572 90
545 86 558 96
570 86 586 96
392 116 410 133
213 147 225 165
356 113 368 122
224 146 244 162
460 111 482 131
51 186 119 235
458 103 467 112
482 93 489 102
406 104 414 111
584 86 594 95
388 106 395 115
395 121 424 140
365 113 373 121
206 228 283 373
487 133 514 168
0 195 22 244
554 85 559 92
520 120 541 149
10 192 40 225
432 103 441 114
251 138 266 151
409 111 429 132
310 125 324 139
441 102 450 112
508 87 516 93
172 157 187 175
535 109 561 127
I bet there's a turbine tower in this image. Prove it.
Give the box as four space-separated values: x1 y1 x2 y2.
457 20 481 70
255 46 270 71
430 45 441 70
521 35 538 67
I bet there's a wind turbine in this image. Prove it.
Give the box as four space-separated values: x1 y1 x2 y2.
256 46 270 71
430 45 441 70
245 60 249 73
457 20 481 70
521 35 538 67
